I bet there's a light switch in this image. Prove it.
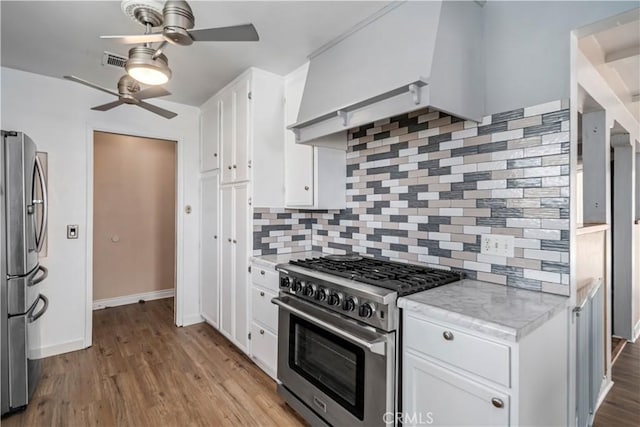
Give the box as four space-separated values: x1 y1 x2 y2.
481 234 514 257
67 225 79 239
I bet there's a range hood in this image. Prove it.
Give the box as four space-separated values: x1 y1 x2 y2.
289 1 484 147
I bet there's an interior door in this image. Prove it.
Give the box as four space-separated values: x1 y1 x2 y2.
219 185 234 338
93 132 176 302
200 173 219 327
234 79 250 182
220 90 235 183
233 182 250 352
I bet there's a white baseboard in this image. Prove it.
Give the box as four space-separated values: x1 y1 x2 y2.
32 338 85 359
93 288 175 310
182 313 204 327
632 319 640 343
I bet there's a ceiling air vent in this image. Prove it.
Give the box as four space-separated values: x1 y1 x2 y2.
102 51 128 69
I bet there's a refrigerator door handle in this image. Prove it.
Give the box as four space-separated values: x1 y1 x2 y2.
28 295 49 323
29 265 48 286
33 155 48 253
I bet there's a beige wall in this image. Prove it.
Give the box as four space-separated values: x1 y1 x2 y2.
93 131 176 301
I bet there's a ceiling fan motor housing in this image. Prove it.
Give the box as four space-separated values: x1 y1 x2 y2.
117 75 141 103
163 0 195 45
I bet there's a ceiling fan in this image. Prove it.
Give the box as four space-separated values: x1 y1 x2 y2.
101 0 259 46
63 75 177 119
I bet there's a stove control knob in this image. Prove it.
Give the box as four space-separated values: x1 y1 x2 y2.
314 288 327 301
291 279 302 293
303 283 316 297
327 292 341 306
280 277 291 289
358 303 374 318
342 297 357 312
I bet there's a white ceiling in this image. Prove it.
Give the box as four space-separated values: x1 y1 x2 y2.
578 15 640 122
1 1 388 106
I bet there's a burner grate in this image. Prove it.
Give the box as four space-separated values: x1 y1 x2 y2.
289 256 463 296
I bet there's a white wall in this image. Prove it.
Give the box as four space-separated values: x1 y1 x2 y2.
484 1 637 115
0 67 202 357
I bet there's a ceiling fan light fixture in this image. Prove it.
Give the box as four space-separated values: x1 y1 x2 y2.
125 46 172 85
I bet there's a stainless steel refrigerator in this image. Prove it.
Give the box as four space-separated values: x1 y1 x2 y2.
1 131 49 416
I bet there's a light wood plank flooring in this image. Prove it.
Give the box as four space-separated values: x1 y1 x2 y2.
2 298 306 426
594 337 640 427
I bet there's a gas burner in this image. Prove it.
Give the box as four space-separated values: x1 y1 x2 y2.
289 256 463 297
324 254 363 262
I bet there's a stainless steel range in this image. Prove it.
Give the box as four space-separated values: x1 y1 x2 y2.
272 254 462 427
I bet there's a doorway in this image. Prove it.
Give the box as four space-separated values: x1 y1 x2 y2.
92 131 177 320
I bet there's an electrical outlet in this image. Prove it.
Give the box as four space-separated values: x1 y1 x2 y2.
481 234 514 257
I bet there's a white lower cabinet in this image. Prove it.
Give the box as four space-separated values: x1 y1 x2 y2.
404 352 509 426
249 262 279 379
403 310 568 427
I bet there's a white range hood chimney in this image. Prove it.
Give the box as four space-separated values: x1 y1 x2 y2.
289 1 484 147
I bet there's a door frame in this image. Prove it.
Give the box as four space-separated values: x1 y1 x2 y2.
84 123 184 348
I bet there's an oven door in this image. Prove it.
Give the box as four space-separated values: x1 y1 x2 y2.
273 294 395 427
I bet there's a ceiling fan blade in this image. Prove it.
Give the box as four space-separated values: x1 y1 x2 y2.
137 101 178 119
91 100 125 111
64 75 119 97
134 86 171 100
100 33 165 44
189 24 259 42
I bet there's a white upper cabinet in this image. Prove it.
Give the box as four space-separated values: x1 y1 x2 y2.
200 99 220 171
284 63 345 210
208 68 285 207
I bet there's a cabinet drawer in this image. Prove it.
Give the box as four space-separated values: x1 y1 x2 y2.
251 322 278 379
252 287 278 331
405 315 510 387
251 265 279 292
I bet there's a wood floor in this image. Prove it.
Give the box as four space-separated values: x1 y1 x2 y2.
2 298 306 427
594 337 640 427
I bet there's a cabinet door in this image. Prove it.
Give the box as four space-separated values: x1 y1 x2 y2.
200 174 219 326
234 79 251 182
219 185 234 338
251 322 278 379
404 352 509 427
233 182 250 352
201 103 220 171
284 66 314 206
220 89 235 184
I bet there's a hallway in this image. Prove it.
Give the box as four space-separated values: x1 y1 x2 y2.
594 338 640 426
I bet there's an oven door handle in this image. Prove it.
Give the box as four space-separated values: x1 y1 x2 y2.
272 297 387 356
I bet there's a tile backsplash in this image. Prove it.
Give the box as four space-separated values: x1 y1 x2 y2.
254 100 570 295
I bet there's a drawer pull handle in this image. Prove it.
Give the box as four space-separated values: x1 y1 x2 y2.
260 329 265 335
491 398 504 408
260 291 265 297
227 238 232 242
260 270 265 275
443 331 454 341
228 165 232 170
304 186 309 191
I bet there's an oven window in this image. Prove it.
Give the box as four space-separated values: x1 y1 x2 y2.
289 314 365 420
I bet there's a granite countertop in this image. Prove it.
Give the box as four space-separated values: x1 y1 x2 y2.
250 251 325 269
398 279 569 342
